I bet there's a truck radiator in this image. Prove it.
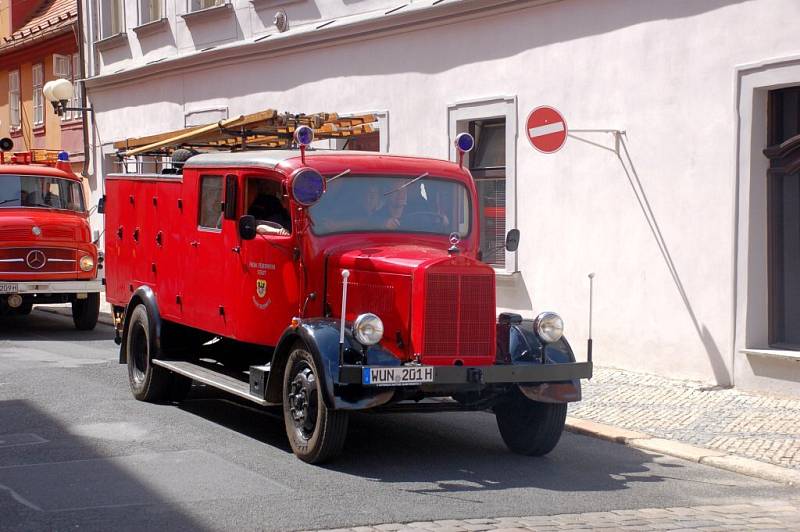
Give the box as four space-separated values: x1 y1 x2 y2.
421 269 495 359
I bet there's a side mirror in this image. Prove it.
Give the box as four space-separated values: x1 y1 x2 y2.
505 229 520 252
238 214 257 240
97 196 106 214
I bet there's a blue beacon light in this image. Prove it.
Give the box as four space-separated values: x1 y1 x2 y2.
294 125 314 164
57 151 70 161
454 133 474 168
292 168 325 207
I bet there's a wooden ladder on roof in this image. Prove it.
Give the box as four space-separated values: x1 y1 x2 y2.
112 109 379 158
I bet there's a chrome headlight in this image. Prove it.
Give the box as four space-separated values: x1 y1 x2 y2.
533 312 564 344
353 313 384 346
79 255 94 272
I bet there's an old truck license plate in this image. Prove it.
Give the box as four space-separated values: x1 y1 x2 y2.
362 366 435 386
0 283 19 294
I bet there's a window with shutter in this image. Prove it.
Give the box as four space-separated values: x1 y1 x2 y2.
71 54 83 121
9 70 20 129
32 64 44 127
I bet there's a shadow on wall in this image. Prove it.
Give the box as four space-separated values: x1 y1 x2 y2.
612 134 731 386
0 399 207 530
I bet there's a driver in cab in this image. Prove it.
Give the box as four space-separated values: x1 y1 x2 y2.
248 180 291 236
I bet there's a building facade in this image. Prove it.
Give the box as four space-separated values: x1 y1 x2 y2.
0 0 85 169
81 0 800 396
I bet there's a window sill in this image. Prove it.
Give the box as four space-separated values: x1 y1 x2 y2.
133 18 168 37
9 128 22 138
32 125 45 136
95 32 128 52
60 120 84 131
181 3 232 23
741 348 800 362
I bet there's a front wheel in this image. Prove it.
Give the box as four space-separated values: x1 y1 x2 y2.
72 293 100 330
282 344 348 464
494 388 567 456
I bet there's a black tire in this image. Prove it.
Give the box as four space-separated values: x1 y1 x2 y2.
72 293 100 330
126 304 174 402
282 343 348 464
12 301 33 315
494 388 567 456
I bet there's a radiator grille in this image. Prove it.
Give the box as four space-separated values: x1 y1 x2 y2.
0 247 77 274
422 271 494 357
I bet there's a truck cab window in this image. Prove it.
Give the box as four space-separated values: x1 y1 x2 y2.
245 177 291 235
199 175 223 229
0 174 85 212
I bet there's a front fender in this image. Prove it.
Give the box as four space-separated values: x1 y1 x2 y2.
265 318 395 410
508 319 582 403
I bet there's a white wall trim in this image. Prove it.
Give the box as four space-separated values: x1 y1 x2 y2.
733 55 800 372
447 95 518 273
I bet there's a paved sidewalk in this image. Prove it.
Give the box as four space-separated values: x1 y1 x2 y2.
570 367 800 470
310 499 800 531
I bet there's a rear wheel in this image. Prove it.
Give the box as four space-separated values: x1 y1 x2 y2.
72 293 100 330
282 344 348 464
494 388 567 456
12 301 33 315
126 304 188 402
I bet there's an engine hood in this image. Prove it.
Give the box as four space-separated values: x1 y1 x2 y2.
0 210 89 243
328 244 452 275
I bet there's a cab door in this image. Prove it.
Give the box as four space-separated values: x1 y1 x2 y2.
230 174 299 346
186 173 229 336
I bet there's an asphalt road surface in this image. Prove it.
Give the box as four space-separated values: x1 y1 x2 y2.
0 311 796 531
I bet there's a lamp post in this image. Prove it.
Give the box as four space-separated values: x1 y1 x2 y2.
42 79 92 116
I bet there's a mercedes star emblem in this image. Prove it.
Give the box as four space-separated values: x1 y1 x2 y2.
31 226 42 236
449 232 461 246
25 249 47 270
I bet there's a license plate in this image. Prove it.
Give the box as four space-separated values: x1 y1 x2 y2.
0 283 19 294
362 366 435 386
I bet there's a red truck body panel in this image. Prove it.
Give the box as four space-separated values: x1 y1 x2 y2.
105 151 497 364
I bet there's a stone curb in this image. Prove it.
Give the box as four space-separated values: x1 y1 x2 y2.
35 305 115 326
564 416 800 486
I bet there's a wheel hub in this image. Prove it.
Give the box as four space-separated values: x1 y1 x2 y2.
288 366 318 439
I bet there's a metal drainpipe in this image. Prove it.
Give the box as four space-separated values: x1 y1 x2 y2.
75 0 90 177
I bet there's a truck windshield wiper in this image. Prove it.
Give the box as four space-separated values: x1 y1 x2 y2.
327 169 350 182
0 199 19 205
384 172 429 196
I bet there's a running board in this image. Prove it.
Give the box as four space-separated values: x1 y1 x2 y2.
152 359 270 406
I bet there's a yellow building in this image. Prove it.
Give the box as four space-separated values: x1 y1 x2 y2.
0 0 84 169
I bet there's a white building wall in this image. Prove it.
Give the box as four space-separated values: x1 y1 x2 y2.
83 0 800 394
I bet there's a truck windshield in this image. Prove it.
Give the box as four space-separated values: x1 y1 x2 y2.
0 174 85 212
309 175 471 236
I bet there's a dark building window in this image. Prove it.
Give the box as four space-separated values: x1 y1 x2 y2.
469 119 506 268
765 88 800 348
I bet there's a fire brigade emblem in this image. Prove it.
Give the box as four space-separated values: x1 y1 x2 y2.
256 279 267 298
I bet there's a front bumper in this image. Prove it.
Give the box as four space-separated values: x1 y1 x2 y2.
0 279 102 295
339 361 593 385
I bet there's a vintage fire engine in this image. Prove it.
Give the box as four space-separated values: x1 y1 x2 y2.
0 145 102 329
104 111 592 463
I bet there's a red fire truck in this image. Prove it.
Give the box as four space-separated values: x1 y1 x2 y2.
0 148 102 329
104 114 592 463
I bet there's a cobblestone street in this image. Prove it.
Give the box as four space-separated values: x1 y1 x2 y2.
570 367 800 469
313 499 800 531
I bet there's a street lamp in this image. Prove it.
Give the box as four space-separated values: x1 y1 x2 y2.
42 79 91 116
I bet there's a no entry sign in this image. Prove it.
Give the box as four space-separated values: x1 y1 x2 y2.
526 106 567 153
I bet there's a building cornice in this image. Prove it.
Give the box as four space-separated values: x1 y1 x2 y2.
85 0 560 91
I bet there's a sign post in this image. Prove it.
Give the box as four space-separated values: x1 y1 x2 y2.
526 106 568 153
